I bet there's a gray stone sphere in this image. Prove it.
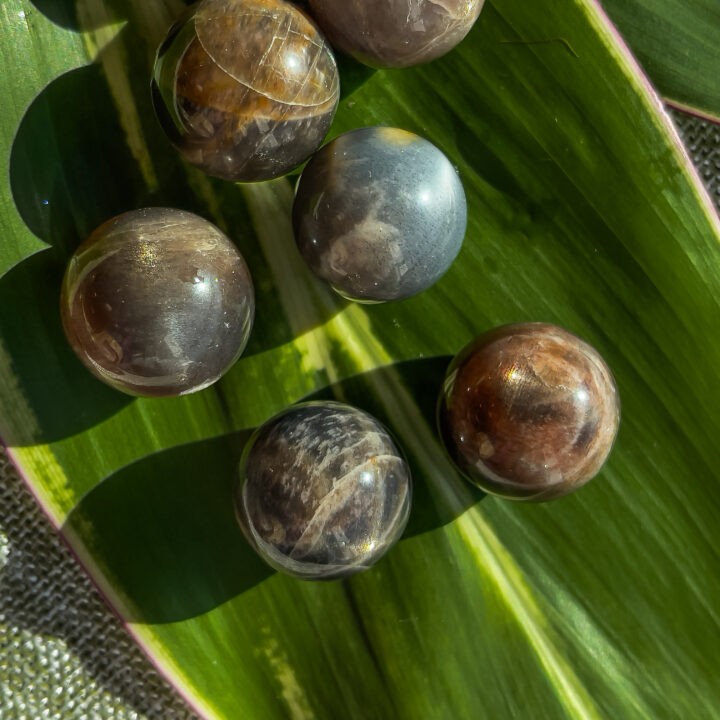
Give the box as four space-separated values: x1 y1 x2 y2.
61 208 254 397
292 127 467 302
236 401 412 579
307 0 485 69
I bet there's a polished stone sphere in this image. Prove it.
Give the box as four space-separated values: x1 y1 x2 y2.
152 0 340 181
236 401 412 579
307 0 485 68
61 208 254 397
438 323 620 501
292 127 467 302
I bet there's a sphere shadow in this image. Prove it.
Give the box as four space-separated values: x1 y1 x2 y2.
27 0 116 30
60 356 483 626
335 51 378 101
3 57 348 448
4 4 407 444
9 62 186 260
63 430 271 626
0 250 131 447
27 0 194 31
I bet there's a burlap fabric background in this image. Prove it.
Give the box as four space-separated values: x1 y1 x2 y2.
1 110 718 719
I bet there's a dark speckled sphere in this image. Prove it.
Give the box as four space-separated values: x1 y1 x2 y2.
152 0 340 181
292 127 467 302
438 323 620 501
61 208 254 397
236 402 412 579
307 0 485 68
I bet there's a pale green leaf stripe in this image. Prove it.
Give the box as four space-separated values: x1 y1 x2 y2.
79 12 158 187
457 512 602 720
40 172 603 720
77 0 186 189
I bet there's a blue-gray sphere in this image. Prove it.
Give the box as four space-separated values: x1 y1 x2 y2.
236 401 412 580
292 127 467 302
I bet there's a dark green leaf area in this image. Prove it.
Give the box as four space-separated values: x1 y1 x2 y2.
603 0 720 119
27 0 190 35
28 0 121 31
7 57 227 263
325 5 720 473
515 484 720 717
137 508 579 720
0 250 131 446
9 64 145 258
64 431 269 623
62 356 483 623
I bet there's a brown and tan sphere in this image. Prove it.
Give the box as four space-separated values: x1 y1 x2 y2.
438 323 620 501
152 0 340 181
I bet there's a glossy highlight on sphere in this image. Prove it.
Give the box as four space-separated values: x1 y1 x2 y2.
152 0 340 181
61 208 254 397
236 402 412 579
307 0 485 68
438 323 620 501
293 127 467 302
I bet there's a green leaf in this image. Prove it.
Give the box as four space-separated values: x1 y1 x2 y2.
2 0 720 718
603 0 720 120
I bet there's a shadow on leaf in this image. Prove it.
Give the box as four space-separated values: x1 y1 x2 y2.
0 250 131 447
27 0 122 30
9 64 146 258
28 0 194 32
61 357 483 625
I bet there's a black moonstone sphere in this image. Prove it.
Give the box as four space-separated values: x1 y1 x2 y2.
292 127 467 302
236 402 412 579
61 208 254 397
307 0 486 68
438 323 620 501
152 0 340 182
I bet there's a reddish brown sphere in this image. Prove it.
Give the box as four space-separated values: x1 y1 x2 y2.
438 323 620 501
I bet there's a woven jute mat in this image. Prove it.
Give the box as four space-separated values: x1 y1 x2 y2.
0 451 198 720
674 110 720 204
1 109 718 720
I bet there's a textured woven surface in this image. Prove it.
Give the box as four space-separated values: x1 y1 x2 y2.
0 452 198 720
1 111 718 720
671 109 720 207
